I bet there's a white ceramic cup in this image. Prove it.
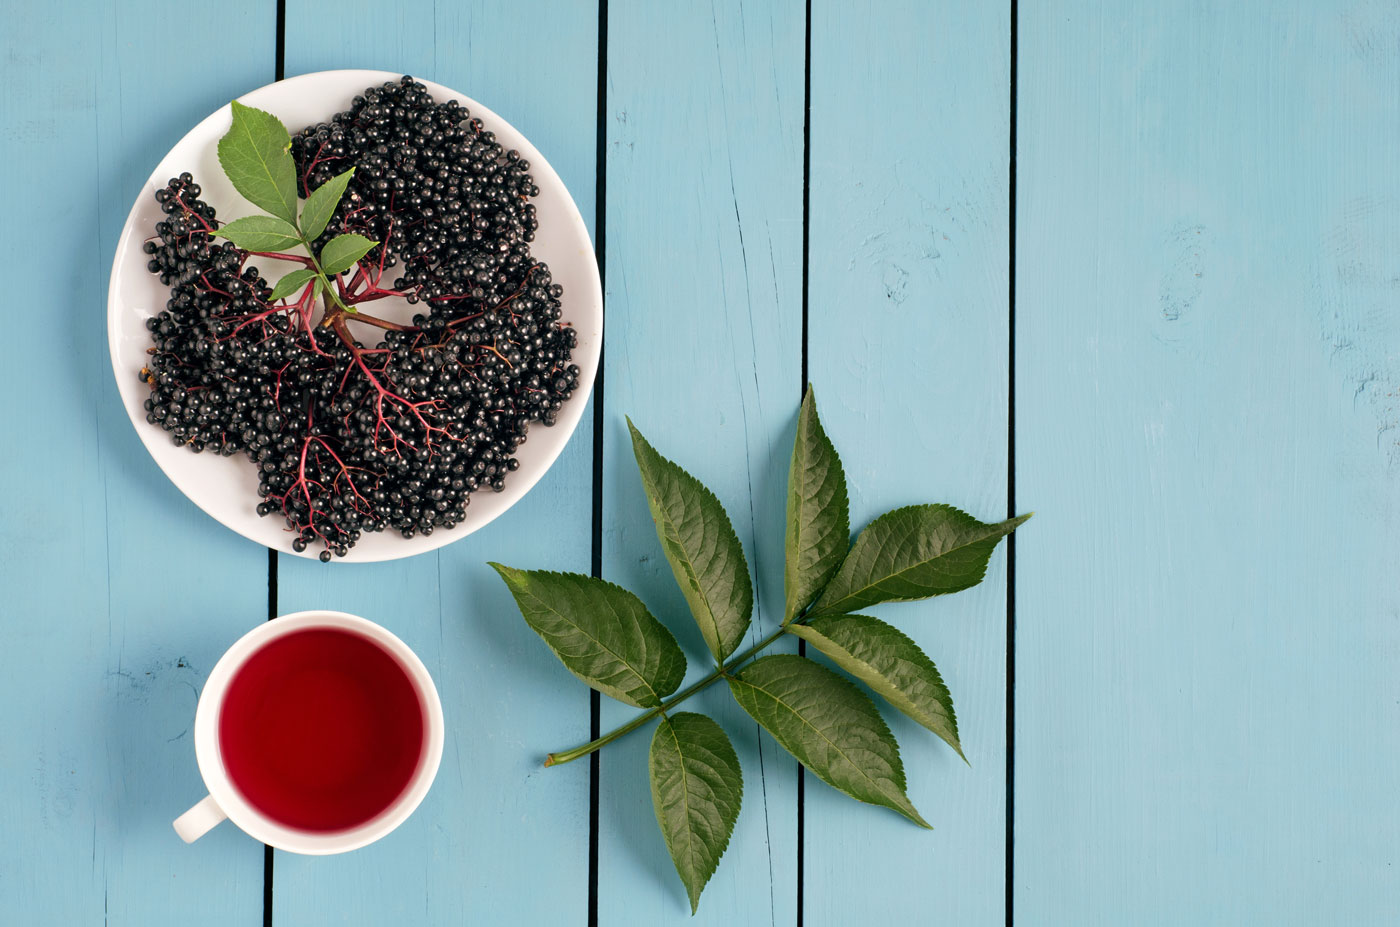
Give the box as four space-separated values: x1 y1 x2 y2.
172 610 445 854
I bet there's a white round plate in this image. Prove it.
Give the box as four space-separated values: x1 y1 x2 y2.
108 70 601 562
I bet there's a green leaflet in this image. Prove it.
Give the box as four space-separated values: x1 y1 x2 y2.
788 615 962 760
217 101 299 226
628 419 753 662
300 167 356 241
784 386 850 623
812 505 1031 617
318 232 378 276
649 713 743 913
728 654 929 827
213 215 302 253
267 268 318 302
489 564 686 708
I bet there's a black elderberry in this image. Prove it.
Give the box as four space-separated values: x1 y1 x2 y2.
140 77 579 560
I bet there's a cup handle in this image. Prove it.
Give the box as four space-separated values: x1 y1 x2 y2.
173 794 227 843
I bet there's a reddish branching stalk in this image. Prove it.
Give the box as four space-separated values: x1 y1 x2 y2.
275 404 379 544
276 404 330 546
329 313 454 456
340 220 413 305
299 140 338 197
437 263 546 344
341 310 415 332
247 250 313 266
230 224 475 544
307 435 376 515
172 194 217 234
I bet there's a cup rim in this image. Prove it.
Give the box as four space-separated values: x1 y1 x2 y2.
192 610 445 854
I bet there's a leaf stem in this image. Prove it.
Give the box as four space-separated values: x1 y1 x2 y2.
545 624 790 767
305 250 355 319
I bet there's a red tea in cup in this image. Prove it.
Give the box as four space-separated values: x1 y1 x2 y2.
218 627 426 832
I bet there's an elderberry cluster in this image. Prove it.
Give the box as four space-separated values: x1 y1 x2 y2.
290 76 541 311
139 78 580 560
141 172 279 461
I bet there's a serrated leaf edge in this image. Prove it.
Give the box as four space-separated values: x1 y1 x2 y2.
215 214 300 238
627 418 753 662
729 656 929 828
319 232 378 275
812 506 1031 616
300 166 357 241
489 563 680 707
218 101 297 225
651 713 742 914
788 615 964 762
268 268 318 301
784 385 850 623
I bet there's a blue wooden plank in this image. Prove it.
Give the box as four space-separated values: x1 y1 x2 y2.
804 1 1011 923
1017 2 1400 923
0 0 273 923
598 0 804 922
271 3 598 924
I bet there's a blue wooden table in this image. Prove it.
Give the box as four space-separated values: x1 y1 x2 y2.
3 1 1398 923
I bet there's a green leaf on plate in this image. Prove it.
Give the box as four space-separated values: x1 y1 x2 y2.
318 232 378 276
788 614 962 760
212 215 302 253
267 268 318 302
299 167 356 241
649 712 743 914
811 506 1031 617
489 564 686 708
784 385 849 624
217 100 299 226
727 654 928 827
628 419 753 663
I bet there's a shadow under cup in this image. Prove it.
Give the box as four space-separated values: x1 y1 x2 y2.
219 625 429 833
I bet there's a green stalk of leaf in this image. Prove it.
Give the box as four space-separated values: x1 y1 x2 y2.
492 386 1031 911
542 623 789 767
213 100 377 316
